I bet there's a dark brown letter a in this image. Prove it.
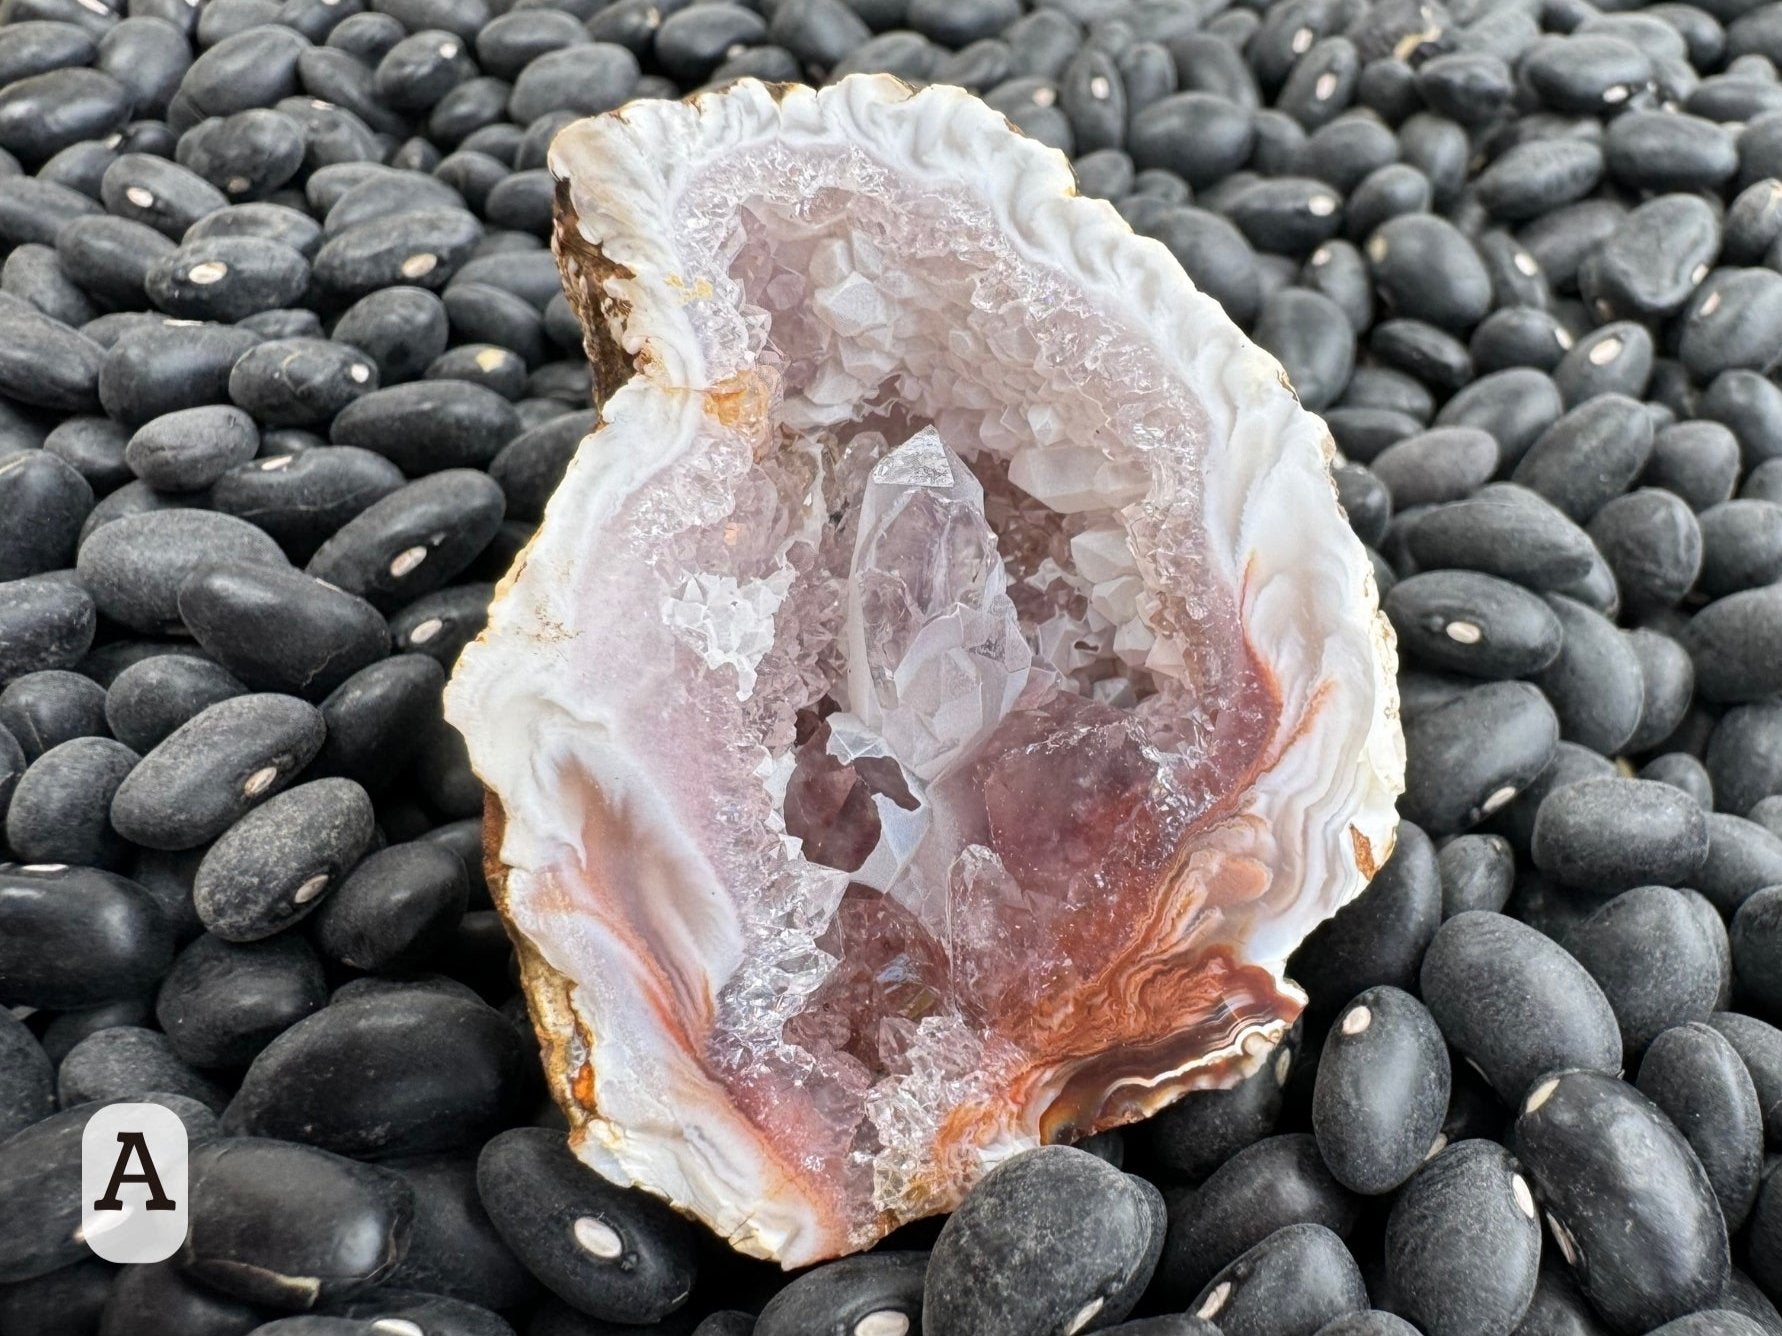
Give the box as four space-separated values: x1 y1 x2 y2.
92 1132 175 1212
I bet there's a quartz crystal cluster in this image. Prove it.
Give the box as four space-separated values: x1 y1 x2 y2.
444 74 1404 1266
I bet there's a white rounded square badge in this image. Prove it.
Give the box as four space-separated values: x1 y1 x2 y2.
80 1102 189 1263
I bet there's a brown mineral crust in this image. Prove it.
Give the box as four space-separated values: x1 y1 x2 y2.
552 175 637 406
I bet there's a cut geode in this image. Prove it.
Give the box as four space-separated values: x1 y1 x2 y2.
444 75 1403 1265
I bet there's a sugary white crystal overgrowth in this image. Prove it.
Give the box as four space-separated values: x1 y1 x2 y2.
446 75 1404 1266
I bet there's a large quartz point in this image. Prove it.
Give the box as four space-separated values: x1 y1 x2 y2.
444 74 1404 1266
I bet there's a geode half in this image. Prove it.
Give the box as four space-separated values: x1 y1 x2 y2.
444 74 1403 1266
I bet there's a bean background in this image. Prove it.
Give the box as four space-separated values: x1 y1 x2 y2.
5 0 1782 1332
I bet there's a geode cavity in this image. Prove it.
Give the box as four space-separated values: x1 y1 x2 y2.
444 74 1403 1266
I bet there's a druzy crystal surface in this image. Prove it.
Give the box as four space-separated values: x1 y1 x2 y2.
444 75 1403 1265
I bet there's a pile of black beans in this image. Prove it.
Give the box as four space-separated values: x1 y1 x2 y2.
13 0 1782 1331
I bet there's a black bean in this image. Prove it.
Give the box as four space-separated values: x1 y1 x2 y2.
1582 490 1701 618
5 734 137 866
1275 36 1358 132
0 573 95 680
177 561 389 698
0 1094 218 1285
0 175 100 249
311 208 483 300
1634 1024 1762 1242
178 108 309 204
99 154 226 243
1568 885 1728 1057
1385 570 1563 679
309 839 465 971
121 404 257 494
1134 1054 1286 1185
330 288 450 388
652 2 768 83
74 506 286 634
1311 986 1449 1195
1137 206 1261 327
1507 393 1651 525
1432 370 1564 472
182 22 311 117
1708 702 1782 817
1183 1232 1361 1336
1400 681 1560 836
1125 91 1254 190
1627 643 1694 765
0 864 173 1009
305 467 504 609
438 281 545 367
732 1251 921 1336
181 1136 413 1309
0 68 131 166
1701 817 1782 925
206 446 403 566
140 233 308 325
1413 51 1513 123
1361 431 1489 516
384 582 485 666
1366 213 1492 333
0 1008 54 1142
1698 499 1782 596
0 449 91 581
1288 821 1442 1007
1526 596 1643 753
1512 1069 1728 1331
1332 463 1390 549
1534 779 1709 899
1298 241 1371 336
57 1023 225 1111
4 241 96 327
51 214 170 312
185 202 321 261
1474 138 1604 225
1703 373 1782 474
305 652 441 794
1155 1134 1360 1306
97 320 259 428
1369 319 1472 392
0 304 104 416
0 667 106 758
110 691 324 850
1468 307 1571 377
1421 911 1621 1102
155 930 326 1068
1645 420 1742 513
1600 109 1736 196
831 30 940 82
470 1125 700 1324
1436 832 1512 921
1553 323 1653 409
229 336 382 430
378 1154 534 1311
193 776 373 940
1524 32 1654 113
224 986 531 1156
1685 585 1782 703
1681 268 1782 380
471 9 583 80
0 21 97 86
1382 1140 1541 1336
241 308 323 340
1726 178 1782 264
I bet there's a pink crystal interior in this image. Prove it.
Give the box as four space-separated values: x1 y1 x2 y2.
545 137 1303 1246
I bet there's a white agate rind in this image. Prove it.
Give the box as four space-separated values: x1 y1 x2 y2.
445 74 1404 1266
